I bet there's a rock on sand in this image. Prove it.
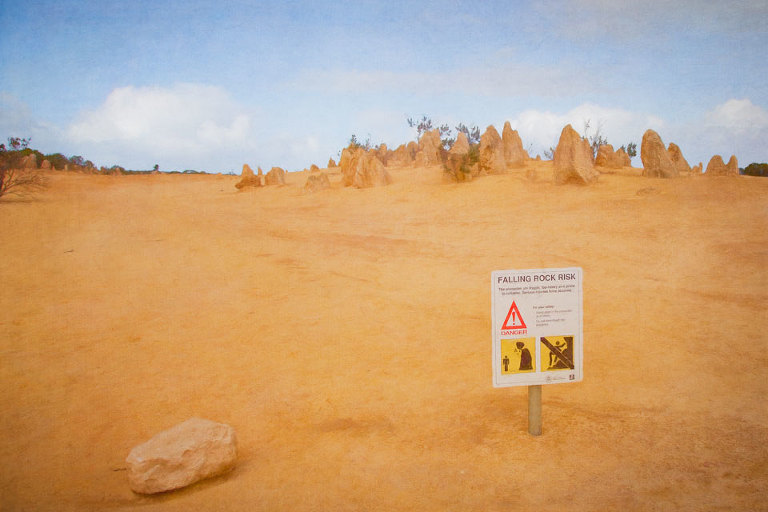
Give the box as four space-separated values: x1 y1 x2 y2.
705 155 739 176
235 164 261 189
641 130 678 178
126 418 237 494
552 124 599 184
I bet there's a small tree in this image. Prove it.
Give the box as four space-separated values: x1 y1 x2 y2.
407 115 452 149
455 123 480 145
348 134 372 151
0 137 47 199
582 119 607 159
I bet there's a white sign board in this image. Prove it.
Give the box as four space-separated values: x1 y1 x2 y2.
492 267 583 387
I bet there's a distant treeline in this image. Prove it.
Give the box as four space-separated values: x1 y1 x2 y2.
0 137 215 174
742 163 768 177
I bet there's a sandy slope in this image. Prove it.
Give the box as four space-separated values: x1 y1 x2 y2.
0 164 766 511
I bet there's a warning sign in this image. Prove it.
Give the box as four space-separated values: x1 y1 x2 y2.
492 268 583 387
501 301 527 331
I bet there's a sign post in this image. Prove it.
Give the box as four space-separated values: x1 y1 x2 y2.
528 385 542 436
491 268 583 435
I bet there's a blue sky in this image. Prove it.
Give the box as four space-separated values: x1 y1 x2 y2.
1 0 766 172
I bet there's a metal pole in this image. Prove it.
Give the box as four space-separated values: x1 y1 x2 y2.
528 385 542 436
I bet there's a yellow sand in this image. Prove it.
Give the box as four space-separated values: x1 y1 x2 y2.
1 163 766 511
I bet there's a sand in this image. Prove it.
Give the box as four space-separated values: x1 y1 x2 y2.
1 163 766 511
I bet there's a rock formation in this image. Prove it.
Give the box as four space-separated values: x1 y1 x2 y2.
667 143 691 174
595 144 630 169
304 172 331 193
414 129 442 167
552 124 599 185
444 131 474 182
450 131 470 157
340 148 391 188
501 121 527 168
340 147 364 185
354 152 390 188
616 147 631 167
640 130 678 178
692 162 703 174
265 166 286 185
22 154 37 168
478 125 506 175
376 143 389 165
125 418 237 495
388 144 415 167
40 159 52 170
328 158 337 168
705 155 739 176
235 164 262 189
309 164 319 173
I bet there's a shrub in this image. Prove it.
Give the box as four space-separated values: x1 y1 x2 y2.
0 138 48 199
444 144 480 182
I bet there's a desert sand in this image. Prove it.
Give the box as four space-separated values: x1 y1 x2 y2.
1 162 766 511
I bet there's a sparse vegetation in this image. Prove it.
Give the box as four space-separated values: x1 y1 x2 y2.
443 144 480 182
620 142 638 159
582 119 607 159
0 137 48 198
407 115 452 149
348 134 373 151
455 123 481 145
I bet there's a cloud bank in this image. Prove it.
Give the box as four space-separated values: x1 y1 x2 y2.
67 84 256 170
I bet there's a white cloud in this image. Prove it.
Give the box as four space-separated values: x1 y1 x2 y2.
703 98 768 134
67 83 259 170
676 98 768 166
506 103 664 157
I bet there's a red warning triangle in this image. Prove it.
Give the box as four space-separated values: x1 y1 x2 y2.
502 301 527 330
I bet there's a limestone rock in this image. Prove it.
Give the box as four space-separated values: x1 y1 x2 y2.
414 129 442 167
309 164 319 173
22 154 37 168
340 147 364 186
388 144 414 167
478 125 506 175
449 131 469 156
552 124 599 185
667 143 691 174
501 121 527 168
641 130 678 178
705 155 739 176
406 141 418 158
41 159 52 170
125 418 237 495
595 144 629 169
328 158 337 168
692 162 703 174
265 166 286 185
304 172 331 193
341 148 391 188
235 164 261 189
376 143 390 165
353 152 390 188
615 147 631 167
